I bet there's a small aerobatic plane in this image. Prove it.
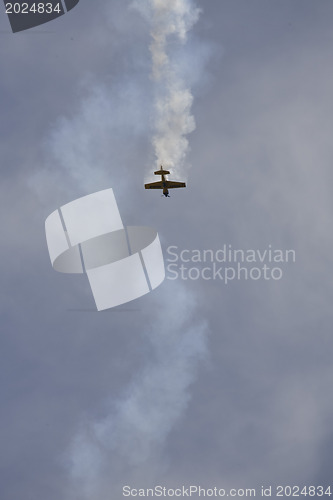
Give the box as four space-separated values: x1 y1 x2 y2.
144 166 186 197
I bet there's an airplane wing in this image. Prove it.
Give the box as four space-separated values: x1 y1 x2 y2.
165 181 186 189
145 181 163 189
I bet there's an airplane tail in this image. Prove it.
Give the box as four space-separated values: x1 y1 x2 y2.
154 166 170 175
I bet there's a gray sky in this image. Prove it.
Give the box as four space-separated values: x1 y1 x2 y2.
1 1 333 498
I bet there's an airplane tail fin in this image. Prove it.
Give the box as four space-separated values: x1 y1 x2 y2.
154 165 170 175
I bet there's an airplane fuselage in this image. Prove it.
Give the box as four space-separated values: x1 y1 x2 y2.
161 174 169 197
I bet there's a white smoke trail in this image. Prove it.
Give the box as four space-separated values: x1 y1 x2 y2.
30 2 210 496
131 0 201 178
68 283 208 500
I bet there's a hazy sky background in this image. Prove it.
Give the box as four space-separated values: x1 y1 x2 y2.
1 1 333 499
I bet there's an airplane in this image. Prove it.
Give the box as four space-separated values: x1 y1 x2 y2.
144 166 186 197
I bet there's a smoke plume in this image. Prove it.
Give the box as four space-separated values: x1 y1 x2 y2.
68 284 208 499
33 2 210 497
132 0 201 178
